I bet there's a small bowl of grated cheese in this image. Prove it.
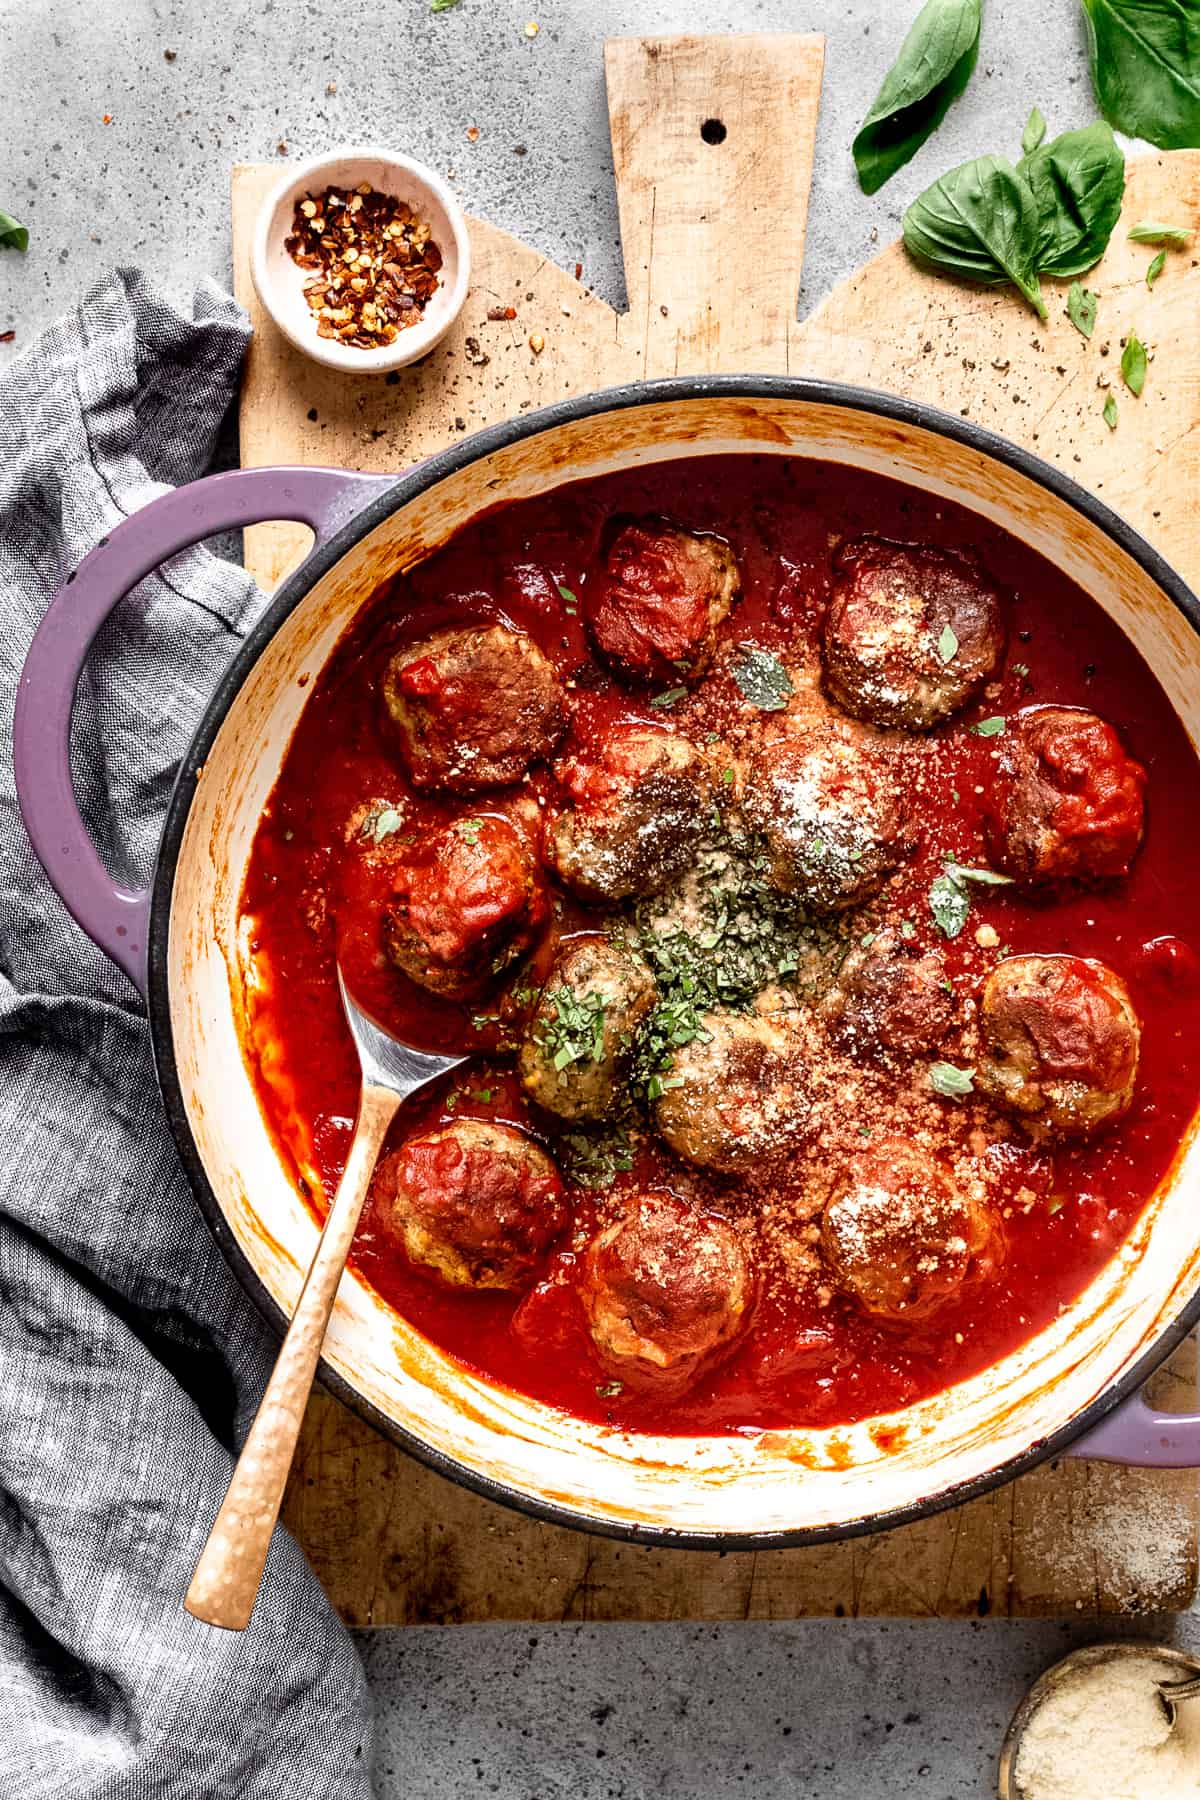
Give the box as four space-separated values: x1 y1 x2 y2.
999 1642 1200 1800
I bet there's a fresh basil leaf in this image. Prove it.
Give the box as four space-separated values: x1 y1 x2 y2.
1147 248 1167 286
970 715 1006 736
732 646 794 712
852 0 982 195
945 861 1014 887
936 622 959 664
1121 331 1147 395
1067 281 1099 337
0 208 28 252
431 0 462 11
1104 391 1120 428
1081 0 1200 150
929 872 971 938
1129 220 1192 245
649 686 688 710
903 154 1048 317
1022 105 1048 156
930 1060 975 1099
1018 122 1125 277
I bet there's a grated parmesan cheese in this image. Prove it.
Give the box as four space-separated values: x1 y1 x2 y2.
1014 1653 1200 1800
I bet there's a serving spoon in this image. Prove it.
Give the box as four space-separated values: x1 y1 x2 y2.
184 967 467 1630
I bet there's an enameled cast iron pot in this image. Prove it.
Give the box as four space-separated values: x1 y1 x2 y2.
16 377 1200 1548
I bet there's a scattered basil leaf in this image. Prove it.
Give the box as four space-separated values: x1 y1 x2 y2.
1147 247 1167 286
456 818 484 844
362 804 405 843
946 861 1014 887
556 582 578 611
649 686 688 710
903 153 1048 317
970 715 1006 736
930 1060 976 1099
720 767 735 785
1018 121 1125 278
1121 332 1147 396
732 645 794 712
936 622 960 664
431 0 462 11
1081 0 1200 151
929 872 971 938
1103 390 1119 429
852 0 982 195
1128 221 1192 245
0 209 28 252
1067 281 1099 337
474 1089 492 1103
1022 105 1048 157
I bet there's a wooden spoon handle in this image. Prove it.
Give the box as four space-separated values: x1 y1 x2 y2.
184 1082 401 1629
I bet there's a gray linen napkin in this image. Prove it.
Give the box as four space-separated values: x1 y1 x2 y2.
0 270 373 1798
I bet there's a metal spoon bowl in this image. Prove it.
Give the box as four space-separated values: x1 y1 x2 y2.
998 1641 1200 1798
184 964 467 1630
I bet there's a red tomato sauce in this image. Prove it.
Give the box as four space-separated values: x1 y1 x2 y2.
239 454 1200 1435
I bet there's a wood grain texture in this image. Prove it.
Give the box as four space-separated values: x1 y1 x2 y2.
231 36 1200 1622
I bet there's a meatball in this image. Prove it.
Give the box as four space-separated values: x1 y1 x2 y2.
654 1009 805 1174
585 518 739 686
975 953 1140 1136
742 726 913 912
382 814 547 998
519 936 658 1121
579 1192 755 1394
831 929 959 1060
548 724 711 903
985 705 1147 887
823 539 1005 730
378 1121 567 1290
821 1139 998 1322
382 624 567 792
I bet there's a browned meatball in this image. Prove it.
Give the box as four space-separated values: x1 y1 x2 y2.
382 814 548 998
519 936 658 1121
975 954 1140 1136
585 518 739 686
548 724 711 903
821 1138 999 1322
654 1009 805 1173
382 624 567 792
579 1192 755 1394
742 726 913 912
377 1120 567 1290
823 539 1005 730
985 706 1147 887
831 929 959 1060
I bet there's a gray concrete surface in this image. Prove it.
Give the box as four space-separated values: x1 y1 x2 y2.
1 3 1182 1797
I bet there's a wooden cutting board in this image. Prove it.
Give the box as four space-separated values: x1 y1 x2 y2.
231 34 1200 1622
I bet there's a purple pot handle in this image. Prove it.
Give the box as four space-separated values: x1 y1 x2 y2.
13 465 396 993
1067 1391 1200 1467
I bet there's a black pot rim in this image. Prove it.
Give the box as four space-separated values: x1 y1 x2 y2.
147 373 1200 1552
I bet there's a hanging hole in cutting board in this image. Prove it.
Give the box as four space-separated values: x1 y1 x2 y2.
700 118 727 145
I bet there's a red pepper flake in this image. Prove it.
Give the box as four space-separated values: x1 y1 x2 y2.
285 182 445 348
486 305 517 321
574 261 582 280
102 114 113 125
0 330 14 344
465 125 479 143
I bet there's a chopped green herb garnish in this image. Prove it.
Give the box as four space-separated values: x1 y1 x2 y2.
930 860 1014 939
474 1089 493 1103
970 715 1006 737
650 686 688 710
936 622 959 664
1146 249 1167 288
1011 661 1030 678
556 582 578 605
535 987 608 1072
456 817 484 843
930 1060 975 1099
1103 391 1119 430
362 804 405 843
560 1127 634 1191
471 1014 500 1031
721 767 735 785
732 645 794 712
899 918 917 940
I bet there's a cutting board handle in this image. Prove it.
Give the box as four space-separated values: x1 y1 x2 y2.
605 33 825 380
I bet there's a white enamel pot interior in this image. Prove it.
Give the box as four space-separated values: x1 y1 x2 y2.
150 379 1200 1547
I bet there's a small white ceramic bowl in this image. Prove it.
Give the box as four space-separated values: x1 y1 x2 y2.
251 146 471 374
